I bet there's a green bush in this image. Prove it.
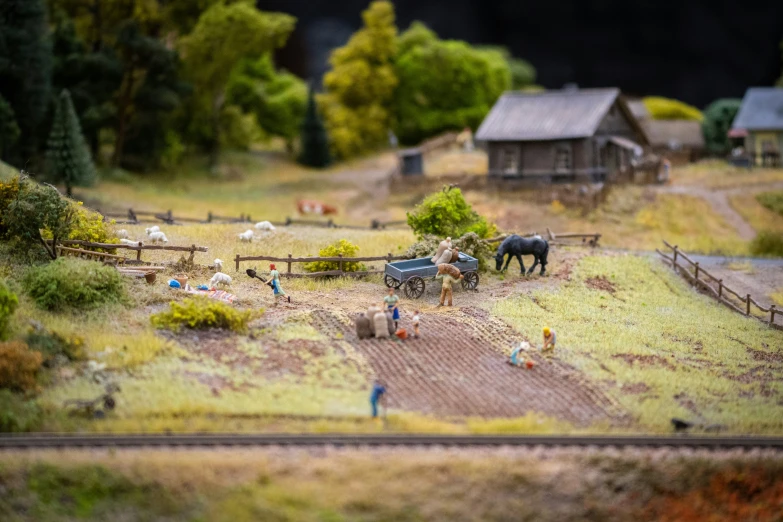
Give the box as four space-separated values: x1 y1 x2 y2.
0 175 21 239
151 297 256 333
304 239 365 273
702 98 742 156
23 258 126 311
406 186 495 239
0 390 42 432
750 231 783 257
757 191 783 217
0 280 18 340
25 327 86 365
642 96 703 121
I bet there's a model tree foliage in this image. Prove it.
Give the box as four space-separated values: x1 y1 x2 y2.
0 0 52 166
298 85 331 168
180 0 295 166
476 44 536 89
394 23 511 145
702 98 742 156
643 96 703 121
407 186 494 239
227 54 308 153
4 177 75 260
320 0 398 159
46 90 97 197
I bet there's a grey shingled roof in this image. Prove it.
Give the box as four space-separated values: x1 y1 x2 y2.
626 99 650 121
640 120 705 149
732 88 783 130
475 88 621 141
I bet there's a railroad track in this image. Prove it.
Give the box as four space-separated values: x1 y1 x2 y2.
1 434 782 450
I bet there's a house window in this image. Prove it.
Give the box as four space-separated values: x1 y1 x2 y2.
501 147 518 174
555 147 571 172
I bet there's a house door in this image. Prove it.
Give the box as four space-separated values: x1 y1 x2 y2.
755 132 778 166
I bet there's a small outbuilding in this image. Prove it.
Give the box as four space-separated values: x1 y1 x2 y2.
475 88 648 182
731 87 783 167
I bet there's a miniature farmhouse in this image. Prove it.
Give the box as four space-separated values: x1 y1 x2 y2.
1 0 782 518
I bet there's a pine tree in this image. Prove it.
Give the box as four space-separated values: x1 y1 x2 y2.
298 86 331 168
46 90 96 197
0 0 52 166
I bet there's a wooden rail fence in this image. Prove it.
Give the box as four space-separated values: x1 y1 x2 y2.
48 240 208 264
483 229 602 247
656 240 780 329
235 252 408 278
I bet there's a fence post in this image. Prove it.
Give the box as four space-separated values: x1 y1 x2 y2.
770 305 777 325
694 262 700 280
285 217 292 226
136 242 142 262
338 254 344 274
672 245 678 267
207 211 213 223
235 254 240 272
746 294 751 316
718 279 723 298
247 215 251 223
167 210 173 224
327 218 334 228
287 253 292 274
189 244 196 263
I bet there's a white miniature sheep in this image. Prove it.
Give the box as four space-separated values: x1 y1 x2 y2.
238 229 254 242
145 225 160 235
148 231 168 244
254 221 276 231
214 259 224 272
119 238 139 246
209 272 232 288
116 229 129 239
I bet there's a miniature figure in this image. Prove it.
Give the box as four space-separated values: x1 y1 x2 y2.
370 379 386 418
269 263 291 304
494 234 549 276
435 263 462 307
383 287 400 329
508 340 530 366
543 326 556 352
412 310 420 338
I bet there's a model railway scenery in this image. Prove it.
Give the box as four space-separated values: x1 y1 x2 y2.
1 0 782 519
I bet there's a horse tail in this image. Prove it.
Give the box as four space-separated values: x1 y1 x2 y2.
541 240 549 266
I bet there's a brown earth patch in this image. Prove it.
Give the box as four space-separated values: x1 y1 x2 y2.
585 275 616 294
612 353 676 370
747 347 783 364
621 382 650 394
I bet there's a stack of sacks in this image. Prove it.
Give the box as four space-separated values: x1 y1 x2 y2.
355 313 372 339
366 306 381 336
355 306 397 339
430 237 452 264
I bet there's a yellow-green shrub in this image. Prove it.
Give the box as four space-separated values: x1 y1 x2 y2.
0 280 18 340
151 297 256 333
642 96 703 121
41 202 118 253
0 175 20 238
0 341 43 393
304 239 365 273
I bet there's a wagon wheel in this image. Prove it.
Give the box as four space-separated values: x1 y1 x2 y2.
104 396 116 410
404 276 425 299
384 274 402 289
461 271 479 291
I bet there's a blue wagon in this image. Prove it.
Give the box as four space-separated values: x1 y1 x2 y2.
384 253 480 299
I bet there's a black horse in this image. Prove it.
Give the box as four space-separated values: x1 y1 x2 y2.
494 235 549 275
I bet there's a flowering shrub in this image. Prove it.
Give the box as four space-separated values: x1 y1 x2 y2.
151 297 256 333
304 239 365 273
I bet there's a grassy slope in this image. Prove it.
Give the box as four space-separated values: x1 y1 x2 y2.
2 450 783 521
493 254 783 433
672 161 783 188
730 192 783 234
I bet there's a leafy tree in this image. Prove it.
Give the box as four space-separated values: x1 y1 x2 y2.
320 0 398 159
298 85 331 168
50 15 123 157
180 0 295 166
226 54 307 153
46 90 97 197
643 96 703 121
0 95 20 160
406 186 495 239
394 25 511 145
0 0 52 166
702 98 742 156
4 177 75 260
476 44 536 89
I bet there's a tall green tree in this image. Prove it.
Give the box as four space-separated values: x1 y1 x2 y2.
0 0 52 166
46 90 97 197
0 95 20 160
475 44 536 89
180 0 295 166
226 54 307 153
394 24 511 145
320 0 398 159
298 85 331 168
702 98 742 156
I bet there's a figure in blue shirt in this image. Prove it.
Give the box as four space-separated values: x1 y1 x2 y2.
370 379 386 418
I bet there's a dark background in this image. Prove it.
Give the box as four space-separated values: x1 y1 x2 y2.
257 0 783 108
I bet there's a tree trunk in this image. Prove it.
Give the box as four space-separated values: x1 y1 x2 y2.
209 91 225 170
39 234 57 260
112 63 136 168
66 183 72 198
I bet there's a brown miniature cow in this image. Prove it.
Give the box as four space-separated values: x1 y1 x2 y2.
297 200 337 216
